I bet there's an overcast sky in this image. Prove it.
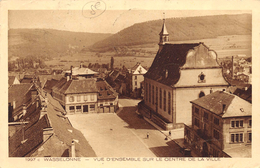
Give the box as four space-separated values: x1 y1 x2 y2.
9 10 250 34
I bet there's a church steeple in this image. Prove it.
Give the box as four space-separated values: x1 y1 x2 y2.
158 14 169 50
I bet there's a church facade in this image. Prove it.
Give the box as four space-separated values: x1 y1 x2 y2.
138 19 230 130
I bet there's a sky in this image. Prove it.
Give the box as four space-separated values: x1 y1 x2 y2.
9 10 250 34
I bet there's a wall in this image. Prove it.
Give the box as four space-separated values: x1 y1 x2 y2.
222 116 252 149
175 86 228 125
65 93 98 114
131 74 144 91
144 78 174 123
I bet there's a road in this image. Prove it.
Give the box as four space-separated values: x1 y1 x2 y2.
67 98 183 157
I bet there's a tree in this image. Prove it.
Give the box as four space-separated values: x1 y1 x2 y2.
110 57 114 70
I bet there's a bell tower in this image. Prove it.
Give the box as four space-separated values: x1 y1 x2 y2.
158 14 169 51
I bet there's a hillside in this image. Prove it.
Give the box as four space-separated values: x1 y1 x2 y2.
91 14 251 52
8 29 111 59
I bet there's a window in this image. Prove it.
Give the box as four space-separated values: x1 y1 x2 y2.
163 90 166 111
195 118 200 128
149 84 151 103
213 129 219 140
204 111 208 120
91 95 94 101
156 87 158 105
100 104 103 106
69 96 74 102
198 72 206 83
249 120 252 127
110 103 113 105
90 104 95 111
168 92 171 115
248 133 252 142
214 117 219 126
195 107 199 115
152 86 154 105
84 95 88 101
69 106 75 112
231 120 244 128
135 81 137 86
231 133 243 143
145 83 148 101
159 88 162 109
77 95 81 102
76 105 81 112
199 91 205 98
135 76 137 80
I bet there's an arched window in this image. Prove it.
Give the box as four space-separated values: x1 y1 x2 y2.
199 91 205 98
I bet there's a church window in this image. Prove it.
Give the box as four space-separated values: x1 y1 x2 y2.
156 87 158 106
198 72 206 83
159 88 162 109
145 83 148 102
149 84 151 103
199 91 205 98
168 92 171 115
152 86 154 105
163 90 166 111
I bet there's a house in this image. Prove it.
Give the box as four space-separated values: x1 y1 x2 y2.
8 83 37 122
9 90 96 157
106 70 127 95
8 76 20 87
52 77 118 114
138 18 229 130
184 90 251 157
64 64 98 79
43 79 59 94
127 62 147 98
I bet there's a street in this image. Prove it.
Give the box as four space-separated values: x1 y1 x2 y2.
67 98 184 157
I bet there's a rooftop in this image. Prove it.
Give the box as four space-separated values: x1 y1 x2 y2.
191 91 251 118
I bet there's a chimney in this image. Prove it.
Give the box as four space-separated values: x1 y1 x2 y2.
71 140 76 157
22 104 27 116
80 62 83 68
222 104 226 113
67 75 70 81
36 98 39 108
13 100 16 109
245 87 248 91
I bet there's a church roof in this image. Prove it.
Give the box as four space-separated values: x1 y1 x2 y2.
144 43 223 87
191 91 251 118
144 43 201 86
159 19 169 35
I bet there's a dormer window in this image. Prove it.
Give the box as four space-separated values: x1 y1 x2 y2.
198 72 206 83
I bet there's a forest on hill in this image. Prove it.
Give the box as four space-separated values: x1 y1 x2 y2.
91 14 251 52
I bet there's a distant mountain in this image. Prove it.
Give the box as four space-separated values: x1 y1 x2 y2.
8 29 111 58
91 14 251 52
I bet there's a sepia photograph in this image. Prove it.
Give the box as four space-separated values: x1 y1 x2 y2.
1 0 260 167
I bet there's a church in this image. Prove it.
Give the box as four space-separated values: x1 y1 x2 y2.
138 18 230 130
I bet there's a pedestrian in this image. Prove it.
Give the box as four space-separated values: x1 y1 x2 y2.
169 131 171 136
147 132 149 139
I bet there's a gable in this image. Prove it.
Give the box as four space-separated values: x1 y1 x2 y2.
182 43 219 69
133 65 147 75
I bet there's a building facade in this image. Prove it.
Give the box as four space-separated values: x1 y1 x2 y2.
52 77 118 114
128 62 147 98
184 91 252 157
139 19 229 130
